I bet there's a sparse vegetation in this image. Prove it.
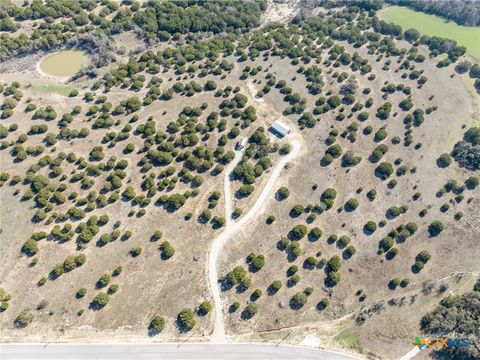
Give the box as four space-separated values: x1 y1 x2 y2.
0 2 477 356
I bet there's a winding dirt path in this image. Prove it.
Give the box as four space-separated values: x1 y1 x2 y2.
207 134 302 343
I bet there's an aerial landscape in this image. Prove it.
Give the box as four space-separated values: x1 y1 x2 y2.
0 0 479 359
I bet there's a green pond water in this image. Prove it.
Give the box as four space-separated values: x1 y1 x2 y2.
39 50 90 77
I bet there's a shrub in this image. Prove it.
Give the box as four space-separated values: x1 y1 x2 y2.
92 292 110 309
327 256 341 272
230 301 240 312
287 265 299 276
304 256 318 268
97 274 111 288
14 308 34 327
277 186 290 200
374 128 388 142
416 250 432 263
428 221 444 237
240 276 252 290
465 176 479 190
251 289 263 301
279 144 292 155
309 227 322 241
344 198 359 212
375 162 393 180
243 303 258 319
21 239 38 256
337 235 350 248
455 61 471 74
364 221 377 234
248 253 265 272
112 266 123 276
345 245 356 257
290 205 304 217
290 224 307 240
386 247 399 259
366 189 377 201
76 288 87 298
152 230 162 240
160 241 175 259
379 237 394 253
290 292 308 309
289 274 300 286
130 247 143 257
321 188 337 201
178 308 196 330
108 284 119 294
413 261 425 272
198 300 213 315
232 208 242 219
436 153 452 168
473 279 480 292
149 315 165 334
388 278 401 290
75 254 86 266
225 266 247 287
269 280 282 294
325 271 341 287
317 297 329 310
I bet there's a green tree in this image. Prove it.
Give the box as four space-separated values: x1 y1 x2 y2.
276 186 290 200
375 162 393 180
97 274 111 288
160 241 175 259
290 292 308 309
149 315 165 334
428 221 444 237
243 303 258 319
14 308 34 327
178 308 196 330
327 256 341 272
92 292 110 309
290 224 307 240
21 239 38 257
198 300 212 315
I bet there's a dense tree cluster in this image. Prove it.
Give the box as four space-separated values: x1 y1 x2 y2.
420 290 480 359
451 127 480 171
133 1 267 41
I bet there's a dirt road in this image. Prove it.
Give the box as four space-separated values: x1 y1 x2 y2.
207 134 302 343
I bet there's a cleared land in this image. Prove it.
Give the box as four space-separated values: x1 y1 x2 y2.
379 6 480 59
0 1 479 360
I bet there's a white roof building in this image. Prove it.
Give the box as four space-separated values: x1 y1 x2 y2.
270 119 291 138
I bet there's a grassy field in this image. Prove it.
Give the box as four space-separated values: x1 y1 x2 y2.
29 84 75 96
334 330 361 351
379 6 480 59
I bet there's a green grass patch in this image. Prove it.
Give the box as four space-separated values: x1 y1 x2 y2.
334 329 362 351
379 6 480 59
30 84 75 97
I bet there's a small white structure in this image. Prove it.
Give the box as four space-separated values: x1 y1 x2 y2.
300 335 321 348
270 119 291 138
235 137 246 150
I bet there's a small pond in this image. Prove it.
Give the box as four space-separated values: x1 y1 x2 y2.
39 50 89 77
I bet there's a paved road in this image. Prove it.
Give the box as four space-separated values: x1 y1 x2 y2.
207 134 302 343
0 343 359 360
